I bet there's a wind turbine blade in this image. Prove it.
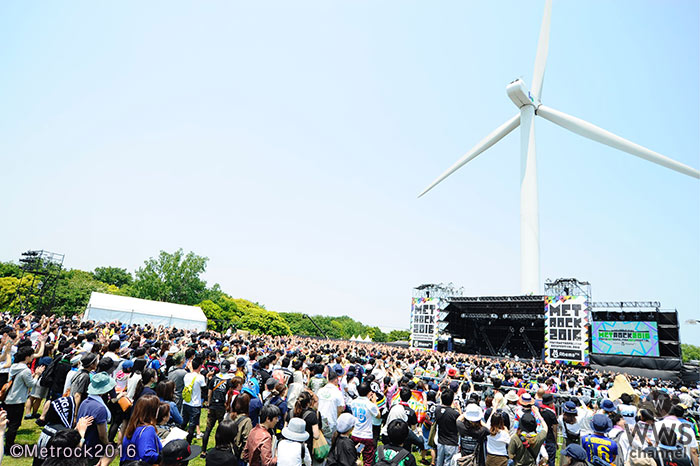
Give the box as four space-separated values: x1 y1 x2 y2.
537 105 700 179
418 114 520 197
531 0 553 101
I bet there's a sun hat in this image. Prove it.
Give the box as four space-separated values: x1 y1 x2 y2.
601 399 616 413
162 439 201 463
505 391 519 403
563 401 578 414
562 444 587 462
282 417 310 442
70 355 82 367
464 404 484 422
88 372 117 395
591 413 612 433
336 413 357 434
447 367 457 377
519 393 534 406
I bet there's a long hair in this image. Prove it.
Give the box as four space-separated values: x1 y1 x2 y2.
134 368 157 400
294 390 313 418
155 380 175 402
156 402 171 425
234 392 251 415
125 395 160 439
489 411 505 436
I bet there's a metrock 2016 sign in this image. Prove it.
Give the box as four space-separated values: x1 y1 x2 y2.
544 296 589 365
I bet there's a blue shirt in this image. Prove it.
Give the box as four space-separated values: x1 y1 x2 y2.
582 433 618 464
121 425 162 465
249 397 263 426
77 396 109 455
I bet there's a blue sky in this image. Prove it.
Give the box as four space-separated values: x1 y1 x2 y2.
1 1 698 343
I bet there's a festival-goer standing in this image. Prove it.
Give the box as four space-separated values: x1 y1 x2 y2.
351 382 380 466
121 395 163 465
4 345 45 447
434 389 460 466
317 370 346 443
486 411 511 466
326 413 358 466
243 404 281 466
181 356 207 444
277 417 312 466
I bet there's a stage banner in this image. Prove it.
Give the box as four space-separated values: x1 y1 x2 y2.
592 321 659 357
545 296 589 365
410 297 439 350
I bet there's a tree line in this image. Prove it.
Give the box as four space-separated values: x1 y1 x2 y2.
0 249 410 342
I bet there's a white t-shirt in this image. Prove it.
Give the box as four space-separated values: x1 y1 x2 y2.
317 383 345 436
618 404 637 425
487 429 511 456
277 439 311 466
351 397 380 440
183 372 207 407
655 417 698 458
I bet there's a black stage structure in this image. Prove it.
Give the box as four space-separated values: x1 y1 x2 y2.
437 292 688 382
439 295 546 359
588 303 685 381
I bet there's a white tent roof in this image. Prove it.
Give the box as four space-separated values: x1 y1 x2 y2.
83 292 207 331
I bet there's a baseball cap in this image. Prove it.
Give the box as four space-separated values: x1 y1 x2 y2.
161 439 201 463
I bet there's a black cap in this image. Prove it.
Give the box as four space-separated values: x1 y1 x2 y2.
520 413 537 433
542 393 554 405
162 439 201 463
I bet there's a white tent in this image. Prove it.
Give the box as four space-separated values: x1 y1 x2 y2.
83 292 208 331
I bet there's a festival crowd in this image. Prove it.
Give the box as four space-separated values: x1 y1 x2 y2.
0 312 698 466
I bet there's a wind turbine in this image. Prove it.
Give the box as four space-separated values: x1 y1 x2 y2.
418 0 700 295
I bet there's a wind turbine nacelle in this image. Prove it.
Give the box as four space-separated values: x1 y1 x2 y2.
507 79 539 108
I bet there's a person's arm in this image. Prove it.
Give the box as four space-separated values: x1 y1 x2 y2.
75 416 94 448
140 427 162 464
260 432 277 466
508 436 517 459
0 410 7 463
97 422 109 445
32 334 47 359
689 447 698 466
169 402 183 425
23 365 43 392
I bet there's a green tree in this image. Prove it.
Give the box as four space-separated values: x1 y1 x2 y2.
388 330 410 341
682 344 700 363
198 295 240 331
0 262 22 279
131 249 208 305
93 267 133 287
233 299 290 335
0 275 36 312
52 270 112 315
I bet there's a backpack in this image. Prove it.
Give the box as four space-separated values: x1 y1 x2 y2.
210 377 229 405
230 415 248 458
182 375 197 403
564 423 581 445
40 357 60 388
0 378 13 402
376 445 409 466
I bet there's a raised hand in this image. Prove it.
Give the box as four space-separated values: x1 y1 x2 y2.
76 416 94 437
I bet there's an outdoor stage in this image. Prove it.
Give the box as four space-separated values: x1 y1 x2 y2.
410 280 691 381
